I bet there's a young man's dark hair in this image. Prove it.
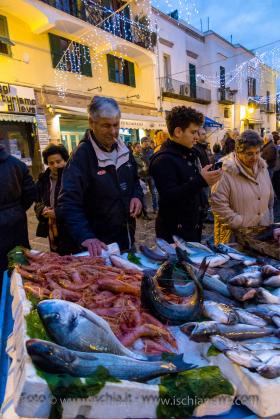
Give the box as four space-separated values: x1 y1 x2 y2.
42 143 69 165
213 143 221 153
166 106 204 137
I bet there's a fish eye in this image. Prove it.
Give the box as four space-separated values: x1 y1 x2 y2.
52 313 60 320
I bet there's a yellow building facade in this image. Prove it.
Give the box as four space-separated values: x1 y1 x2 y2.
0 0 164 177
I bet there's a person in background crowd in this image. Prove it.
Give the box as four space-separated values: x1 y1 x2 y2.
211 130 274 244
222 129 236 156
272 131 280 146
273 228 280 243
141 137 158 213
0 142 36 283
194 128 213 167
213 143 223 162
57 96 143 256
261 133 277 178
35 143 69 253
149 139 156 150
154 130 169 153
132 142 151 220
150 106 221 243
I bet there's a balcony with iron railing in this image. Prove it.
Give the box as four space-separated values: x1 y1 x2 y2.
40 0 156 50
260 103 276 113
160 77 211 104
218 87 237 105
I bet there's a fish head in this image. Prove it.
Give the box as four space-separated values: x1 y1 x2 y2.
37 300 80 338
26 339 76 372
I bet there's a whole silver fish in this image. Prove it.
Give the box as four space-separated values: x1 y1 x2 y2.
254 351 280 363
210 335 249 353
228 272 263 287
263 275 280 287
257 355 280 379
203 290 241 307
110 254 144 272
225 350 262 369
234 308 268 327
173 236 230 267
38 300 151 361
261 265 280 278
26 339 194 381
156 238 177 257
181 321 275 342
255 288 280 305
243 342 280 351
215 244 257 266
203 301 238 324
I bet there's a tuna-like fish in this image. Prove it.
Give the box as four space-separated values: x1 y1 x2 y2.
181 321 275 342
228 284 257 302
139 245 167 262
203 301 238 324
228 272 263 288
141 261 204 325
38 300 152 360
26 339 194 381
153 260 175 290
214 244 257 266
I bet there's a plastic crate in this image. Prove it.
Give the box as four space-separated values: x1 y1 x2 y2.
0 271 13 407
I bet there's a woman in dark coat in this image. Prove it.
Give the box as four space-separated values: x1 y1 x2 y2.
0 143 35 280
35 143 69 252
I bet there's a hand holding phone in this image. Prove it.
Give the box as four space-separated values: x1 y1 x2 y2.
210 161 223 171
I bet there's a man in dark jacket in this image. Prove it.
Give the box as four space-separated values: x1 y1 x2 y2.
0 143 35 278
262 133 277 178
56 96 143 256
193 128 213 168
149 106 221 243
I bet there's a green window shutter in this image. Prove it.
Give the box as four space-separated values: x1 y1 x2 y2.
107 54 116 82
80 44 92 77
128 61 135 87
0 15 11 55
48 33 63 68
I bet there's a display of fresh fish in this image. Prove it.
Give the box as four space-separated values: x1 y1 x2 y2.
225 350 262 369
203 301 238 324
261 265 280 278
257 356 280 379
227 284 257 302
234 308 268 327
254 351 280 363
154 260 175 290
181 321 275 342
263 275 280 287
26 339 194 381
141 261 204 325
243 342 280 351
228 272 263 288
214 244 257 266
255 288 280 305
210 335 249 353
271 288 280 298
139 245 167 262
246 305 280 324
174 238 213 254
38 300 152 360
203 290 241 307
110 255 144 272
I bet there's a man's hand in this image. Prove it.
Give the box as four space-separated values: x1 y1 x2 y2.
42 207 56 219
81 238 108 256
130 198 142 217
201 164 222 186
273 228 280 244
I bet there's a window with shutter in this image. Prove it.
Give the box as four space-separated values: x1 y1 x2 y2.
0 15 12 56
127 61 135 87
48 33 92 77
107 54 135 87
107 54 117 82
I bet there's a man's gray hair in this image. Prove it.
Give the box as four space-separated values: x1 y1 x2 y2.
88 96 121 120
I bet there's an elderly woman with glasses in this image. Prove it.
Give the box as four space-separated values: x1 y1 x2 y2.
211 130 274 244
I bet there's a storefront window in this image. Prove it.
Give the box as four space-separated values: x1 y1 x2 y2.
0 121 42 178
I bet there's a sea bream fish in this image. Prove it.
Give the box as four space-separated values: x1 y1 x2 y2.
26 339 195 381
37 300 154 361
173 236 229 267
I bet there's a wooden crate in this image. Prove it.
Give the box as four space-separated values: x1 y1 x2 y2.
236 226 280 260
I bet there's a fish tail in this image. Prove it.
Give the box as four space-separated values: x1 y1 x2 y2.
165 353 196 372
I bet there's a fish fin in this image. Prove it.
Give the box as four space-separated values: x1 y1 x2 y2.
197 257 210 282
206 237 217 252
171 354 197 372
175 247 191 263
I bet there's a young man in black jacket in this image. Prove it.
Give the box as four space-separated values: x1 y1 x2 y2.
56 96 143 256
149 106 221 243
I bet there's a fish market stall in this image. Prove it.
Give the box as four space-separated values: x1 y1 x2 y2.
2 235 280 418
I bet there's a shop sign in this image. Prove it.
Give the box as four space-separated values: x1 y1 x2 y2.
120 119 166 130
36 114 50 149
0 83 36 114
